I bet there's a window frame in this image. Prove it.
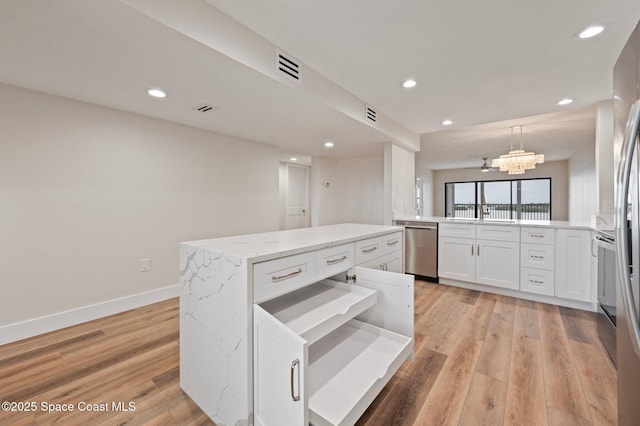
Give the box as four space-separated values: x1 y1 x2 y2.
444 177 552 220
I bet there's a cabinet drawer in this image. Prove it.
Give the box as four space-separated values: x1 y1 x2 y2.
439 223 476 239
520 267 554 296
381 232 403 255
358 252 401 273
521 243 554 270
476 225 520 242
521 227 555 245
253 252 316 303
316 243 355 280
355 237 382 264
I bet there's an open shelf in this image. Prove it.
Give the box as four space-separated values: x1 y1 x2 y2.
307 319 413 426
260 279 378 345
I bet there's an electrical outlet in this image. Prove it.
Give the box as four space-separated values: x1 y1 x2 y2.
139 258 151 272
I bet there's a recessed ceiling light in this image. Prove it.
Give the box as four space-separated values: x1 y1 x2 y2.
402 79 417 88
147 88 167 98
557 98 574 105
290 157 298 161
578 25 604 39
324 141 334 148
442 119 453 126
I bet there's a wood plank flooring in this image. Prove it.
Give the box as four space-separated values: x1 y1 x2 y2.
0 280 616 425
359 282 617 426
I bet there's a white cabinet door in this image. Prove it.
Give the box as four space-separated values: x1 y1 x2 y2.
353 266 414 342
254 306 308 426
475 240 520 290
438 237 475 282
555 229 592 302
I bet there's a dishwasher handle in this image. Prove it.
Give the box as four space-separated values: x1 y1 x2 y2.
403 225 437 230
395 221 438 230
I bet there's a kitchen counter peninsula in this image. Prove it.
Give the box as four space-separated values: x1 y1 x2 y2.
395 215 598 312
393 215 595 230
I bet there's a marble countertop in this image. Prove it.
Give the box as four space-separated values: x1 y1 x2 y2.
393 215 597 231
181 223 402 263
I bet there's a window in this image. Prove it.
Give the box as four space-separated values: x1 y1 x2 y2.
444 178 551 220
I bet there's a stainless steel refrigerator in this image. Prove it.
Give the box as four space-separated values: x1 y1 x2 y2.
614 19 640 426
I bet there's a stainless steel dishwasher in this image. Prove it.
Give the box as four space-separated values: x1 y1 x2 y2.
394 220 438 281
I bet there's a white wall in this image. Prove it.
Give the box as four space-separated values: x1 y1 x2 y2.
310 157 342 226
568 143 597 222
432 161 570 220
384 143 416 223
596 100 615 219
415 161 434 216
339 155 384 224
0 83 280 328
420 169 434 217
311 154 384 226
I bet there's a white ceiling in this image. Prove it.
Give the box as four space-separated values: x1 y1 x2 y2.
418 106 597 170
1 0 640 167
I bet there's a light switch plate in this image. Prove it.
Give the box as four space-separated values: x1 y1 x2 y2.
139 258 151 272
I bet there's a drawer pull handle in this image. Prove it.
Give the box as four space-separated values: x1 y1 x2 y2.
272 268 303 282
530 255 545 260
362 246 378 254
326 255 347 265
531 234 544 238
290 359 300 402
386 239 399 246
530 279 544 284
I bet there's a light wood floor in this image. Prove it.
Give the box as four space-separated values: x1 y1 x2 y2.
0 280 616 425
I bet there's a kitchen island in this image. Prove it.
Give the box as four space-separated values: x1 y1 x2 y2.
394 216 600 312
179 223 414 425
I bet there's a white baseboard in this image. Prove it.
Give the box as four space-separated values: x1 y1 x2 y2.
0 284 180 346
438 278 597 312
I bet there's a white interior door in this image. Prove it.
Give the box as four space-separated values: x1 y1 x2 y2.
285 164 310 230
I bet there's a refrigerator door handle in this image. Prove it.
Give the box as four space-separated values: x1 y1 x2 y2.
616 99 640 359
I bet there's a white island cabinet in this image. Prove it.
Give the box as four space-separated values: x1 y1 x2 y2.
179 224 413 426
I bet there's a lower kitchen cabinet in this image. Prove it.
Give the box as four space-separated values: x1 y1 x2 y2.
438 236 475 281
435 222 595 309
253 267 413 426
475 239 520 290
438 235 519 290
555 229 592 302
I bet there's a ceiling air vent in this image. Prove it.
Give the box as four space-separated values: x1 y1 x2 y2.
365 104 377 124
275 48 300 82
192 103 218 113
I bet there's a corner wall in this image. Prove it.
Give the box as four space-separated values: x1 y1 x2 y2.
311 154 385 226
0 84 280 334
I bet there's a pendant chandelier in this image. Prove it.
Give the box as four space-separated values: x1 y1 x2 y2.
491 125 544 175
